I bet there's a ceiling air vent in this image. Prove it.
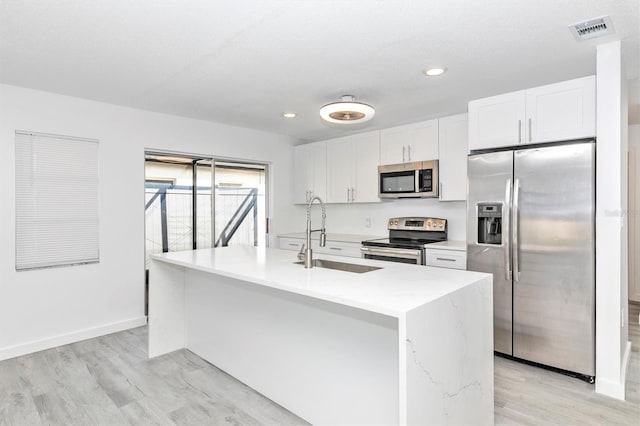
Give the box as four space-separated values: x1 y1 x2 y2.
569 15 615 41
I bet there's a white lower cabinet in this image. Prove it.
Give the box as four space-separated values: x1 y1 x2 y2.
279 236 362 258
424 246 467 270
279 237 305 252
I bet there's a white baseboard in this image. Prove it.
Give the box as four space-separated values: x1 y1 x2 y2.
0 316 147 361
595 340 632 400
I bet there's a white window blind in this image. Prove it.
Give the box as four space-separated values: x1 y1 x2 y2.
15 131 99 270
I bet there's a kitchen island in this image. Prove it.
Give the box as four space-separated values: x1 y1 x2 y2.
149 246 493 425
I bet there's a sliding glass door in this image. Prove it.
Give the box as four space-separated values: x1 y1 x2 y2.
144 153 269 313
213 161 267 248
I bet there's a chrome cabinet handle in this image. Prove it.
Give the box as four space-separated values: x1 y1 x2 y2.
439 182 443 200
436 257 456 262
518 120 522 143
351 187 355 202
330 247 342 251
513 178 520 282
402 146 406 163
504 178 512 281
407 145 411 162
347 188 350 202
528 118 532 142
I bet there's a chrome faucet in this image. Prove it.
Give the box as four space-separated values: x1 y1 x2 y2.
297 196 326 268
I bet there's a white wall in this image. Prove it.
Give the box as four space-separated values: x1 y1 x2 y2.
595 41 630 400
0 84 296 360
287 200 467 241
628 78 640 303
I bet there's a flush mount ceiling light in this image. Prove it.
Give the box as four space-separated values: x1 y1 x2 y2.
320 95 375 124
282 112 297 118
422 67 447 77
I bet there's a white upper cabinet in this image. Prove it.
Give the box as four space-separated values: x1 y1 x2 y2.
326 131 380 204
380 119 438 164
293 141 326 204
326 136 354 203
352 132 381 203
468 91 526 151
525 76 596 144
438 113 468 201
468 76 596 151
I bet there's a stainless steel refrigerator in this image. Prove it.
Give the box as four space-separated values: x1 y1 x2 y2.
466 140 595 380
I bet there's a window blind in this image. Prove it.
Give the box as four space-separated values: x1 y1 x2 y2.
15 131 99 270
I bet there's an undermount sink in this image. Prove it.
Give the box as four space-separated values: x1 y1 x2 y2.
294 259 382 274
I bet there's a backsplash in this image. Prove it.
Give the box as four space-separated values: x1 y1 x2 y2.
287 199 467 241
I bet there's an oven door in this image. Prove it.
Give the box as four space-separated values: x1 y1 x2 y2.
360 246 423 265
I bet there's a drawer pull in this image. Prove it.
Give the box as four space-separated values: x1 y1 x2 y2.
330 247 342 251
288 243 299 247
436 257 456 262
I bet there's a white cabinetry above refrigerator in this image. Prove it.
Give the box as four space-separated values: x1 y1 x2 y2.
468 75 595 151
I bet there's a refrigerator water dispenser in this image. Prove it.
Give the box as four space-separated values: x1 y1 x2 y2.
477 203 502 245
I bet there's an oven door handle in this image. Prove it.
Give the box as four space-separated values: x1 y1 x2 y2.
360 246 422 260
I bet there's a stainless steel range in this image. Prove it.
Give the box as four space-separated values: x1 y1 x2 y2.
361 217 447 265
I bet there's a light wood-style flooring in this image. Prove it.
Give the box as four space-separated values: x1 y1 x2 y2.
1 303 639 425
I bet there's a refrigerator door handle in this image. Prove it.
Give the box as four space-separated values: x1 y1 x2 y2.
504 178 512 281
513 178 520 282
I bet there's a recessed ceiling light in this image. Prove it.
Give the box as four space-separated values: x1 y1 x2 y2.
282 112 297 118
319 95 375 124
423 67 447 77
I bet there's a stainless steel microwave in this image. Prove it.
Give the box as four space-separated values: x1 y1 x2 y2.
378 160 439 198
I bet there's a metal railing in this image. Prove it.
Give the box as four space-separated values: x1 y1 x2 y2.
145 183 258 256
214 188 258 247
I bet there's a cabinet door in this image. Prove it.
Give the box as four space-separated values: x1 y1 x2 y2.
468 90 526 151
525 75 596 144
310 141 327 201
408 119 439 162
379 128 406 164
293 144 314 204
326 136 354 203
438 113 468 201
352 131 380 203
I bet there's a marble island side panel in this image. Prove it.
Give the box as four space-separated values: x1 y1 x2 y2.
148 247 493 425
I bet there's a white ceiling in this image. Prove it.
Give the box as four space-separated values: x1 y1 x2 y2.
1 0 638 142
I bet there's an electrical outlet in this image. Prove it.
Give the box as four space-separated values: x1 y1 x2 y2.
365 218 371 228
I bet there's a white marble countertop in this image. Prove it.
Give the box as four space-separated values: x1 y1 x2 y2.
277 232 385 243
424 240 467 251
151 246 489 318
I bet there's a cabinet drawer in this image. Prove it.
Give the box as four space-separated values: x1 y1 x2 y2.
315 241 362 258
424 249 467 270
279 237 304 251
